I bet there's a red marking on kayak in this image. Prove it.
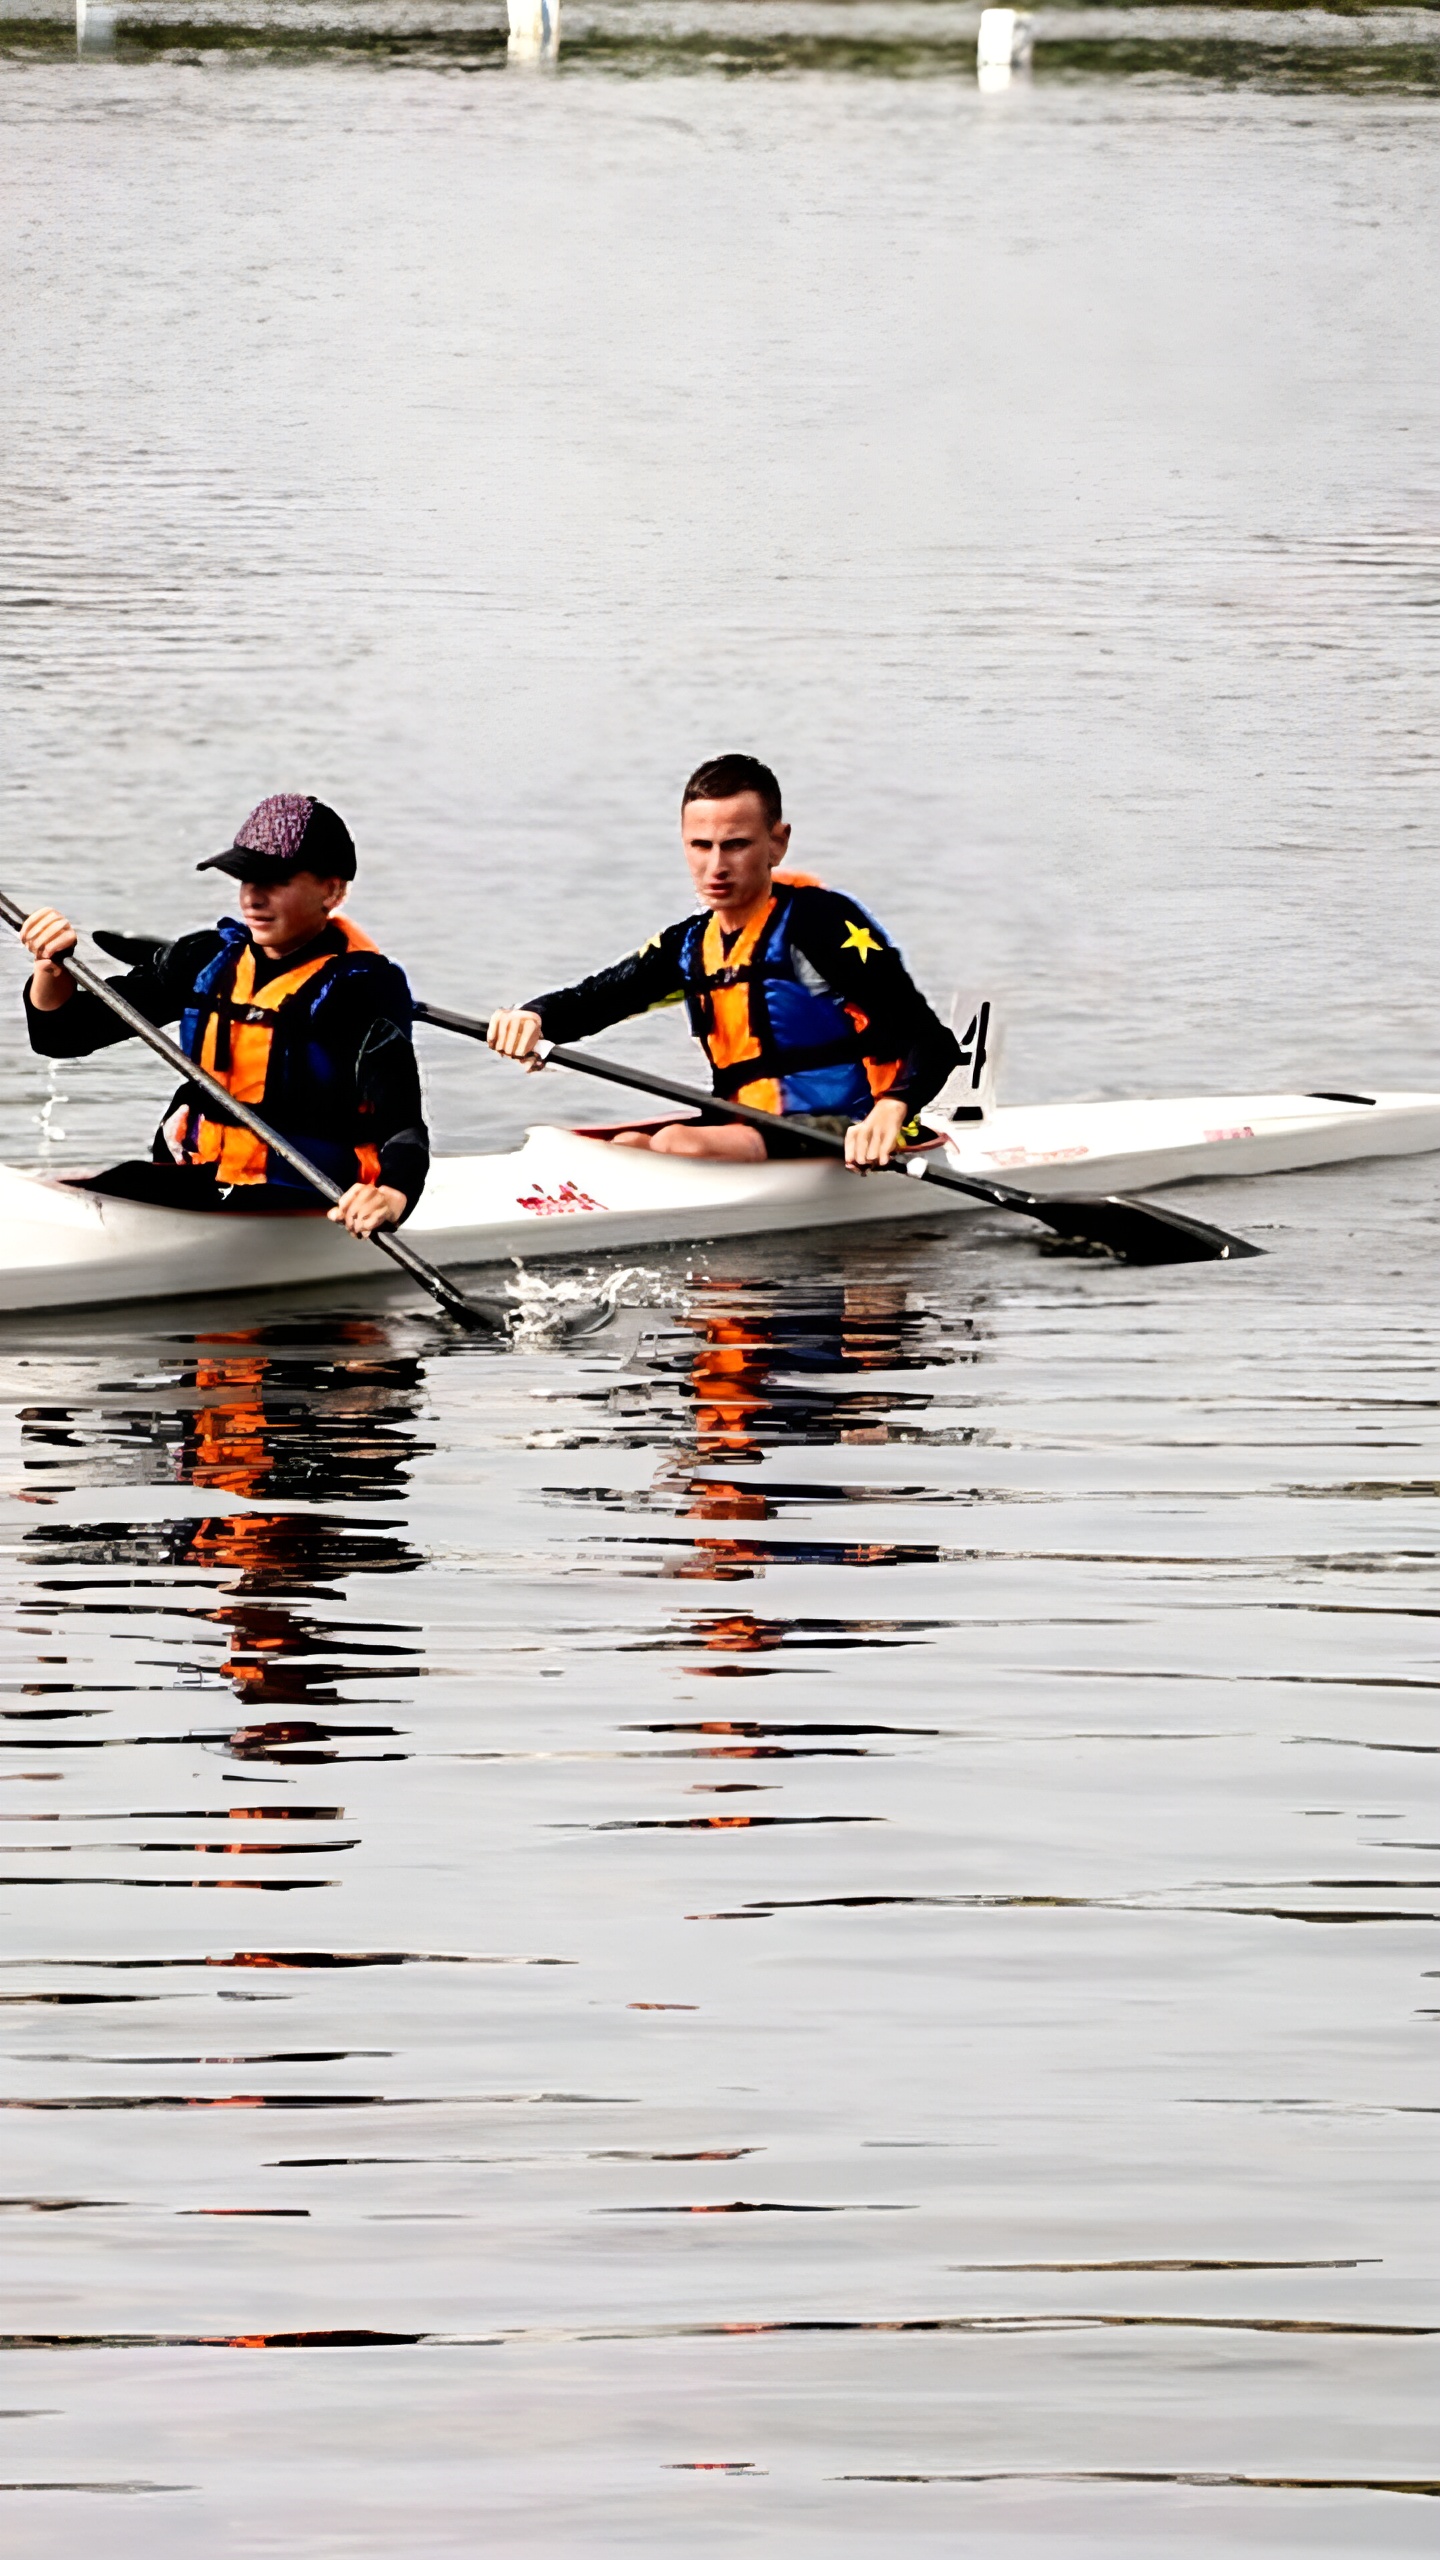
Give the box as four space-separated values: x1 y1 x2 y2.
1204 1126 1255 1143
516 1181 606 1217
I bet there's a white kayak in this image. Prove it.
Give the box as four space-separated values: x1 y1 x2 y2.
0 1086 1437 1317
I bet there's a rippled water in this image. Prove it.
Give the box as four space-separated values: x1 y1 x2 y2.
2 13 1439 2552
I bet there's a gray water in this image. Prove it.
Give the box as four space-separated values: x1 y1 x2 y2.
2 14 1439 2553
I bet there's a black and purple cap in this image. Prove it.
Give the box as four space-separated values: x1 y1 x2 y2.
199 795 357 885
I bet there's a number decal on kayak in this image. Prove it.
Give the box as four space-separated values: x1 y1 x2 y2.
516 1181 606 1217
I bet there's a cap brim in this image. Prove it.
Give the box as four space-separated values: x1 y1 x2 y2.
198 849 299 884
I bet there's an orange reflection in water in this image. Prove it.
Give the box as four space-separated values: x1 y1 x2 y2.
679 1281 916 1467
157 1328 428 1724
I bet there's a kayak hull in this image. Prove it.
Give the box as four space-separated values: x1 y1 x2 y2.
0 1089 1437 1317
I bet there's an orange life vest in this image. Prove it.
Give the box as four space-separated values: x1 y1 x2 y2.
680 891 901 1119
177 916 385 1191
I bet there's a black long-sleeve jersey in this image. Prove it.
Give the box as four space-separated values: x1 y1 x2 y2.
24 922 430 1209
527 885 961 1112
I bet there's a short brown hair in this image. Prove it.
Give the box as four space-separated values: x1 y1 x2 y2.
681 755 783 829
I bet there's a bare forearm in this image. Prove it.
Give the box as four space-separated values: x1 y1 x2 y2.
28 961 76 1013
20 911 80 1014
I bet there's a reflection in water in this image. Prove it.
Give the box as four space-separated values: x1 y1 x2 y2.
6 1324 427 1914
550 1280 982 1586
669 1279 945 1466
622 1613 949 1667
0 2327 429 2349
4 1257 1438 2513
840 2471 1440 2496
173 1323 429 1506
20 1321 426 1732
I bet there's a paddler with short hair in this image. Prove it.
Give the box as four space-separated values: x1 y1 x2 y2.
20 794 428 1236
487 754 962 1165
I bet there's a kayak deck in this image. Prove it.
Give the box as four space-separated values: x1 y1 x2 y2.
0 1087 1437 1316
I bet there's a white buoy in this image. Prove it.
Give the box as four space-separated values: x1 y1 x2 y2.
76 0 118 50
976 6 1033 88
507 0 559 64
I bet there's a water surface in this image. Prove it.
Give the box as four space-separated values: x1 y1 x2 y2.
1 15 1439 2551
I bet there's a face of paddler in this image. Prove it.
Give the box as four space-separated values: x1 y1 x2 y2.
681 792 792 928
238 870 348 959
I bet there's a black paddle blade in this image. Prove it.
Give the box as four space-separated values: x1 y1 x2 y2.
1033 1192 1263 1265
428 1283 614 1342
449 1296 512 1334
419 1274 511 1334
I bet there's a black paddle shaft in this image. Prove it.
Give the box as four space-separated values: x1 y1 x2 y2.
415 999 1260 1266
0 893 506 1331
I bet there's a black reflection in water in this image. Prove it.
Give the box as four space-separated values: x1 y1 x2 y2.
70 1320 433 1506
949 2257 1376 2273
603 2199 907 2214
841 2471 1440 2495
0 2328 427 2351
7 1951 545 1972
26 2049 388 2065
620 1710 929 1762
593 2149 760 2163
562 1813 880 1833
204 1718 408 1766
553 1475 990 1520
592 1532 952 1579
0 1993 173 2006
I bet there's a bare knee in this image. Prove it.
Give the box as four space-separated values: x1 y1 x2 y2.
607 1129 655 1150
653 1122 766 1162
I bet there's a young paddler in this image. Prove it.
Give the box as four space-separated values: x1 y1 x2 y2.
487 755 962 1166
19 794 428 1236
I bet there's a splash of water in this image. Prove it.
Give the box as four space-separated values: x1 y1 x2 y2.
501 1262 687 1350
36 1059 67 1161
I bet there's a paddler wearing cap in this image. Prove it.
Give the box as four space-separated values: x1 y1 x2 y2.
19 795 427 1236
487 755 963 1166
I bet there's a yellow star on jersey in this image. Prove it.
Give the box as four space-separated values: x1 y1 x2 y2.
637 932 664 955
841 919 882 962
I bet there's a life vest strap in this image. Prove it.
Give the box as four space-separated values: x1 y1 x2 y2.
709 1035 867 1099
197 996 296 1032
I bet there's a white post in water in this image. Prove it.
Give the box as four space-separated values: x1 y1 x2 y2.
976 6 1033 88
76 0 118 50
507 0 559 64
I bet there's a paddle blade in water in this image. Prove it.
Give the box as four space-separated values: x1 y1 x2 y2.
447 1294 513 1334
1033 1193 1263 1265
